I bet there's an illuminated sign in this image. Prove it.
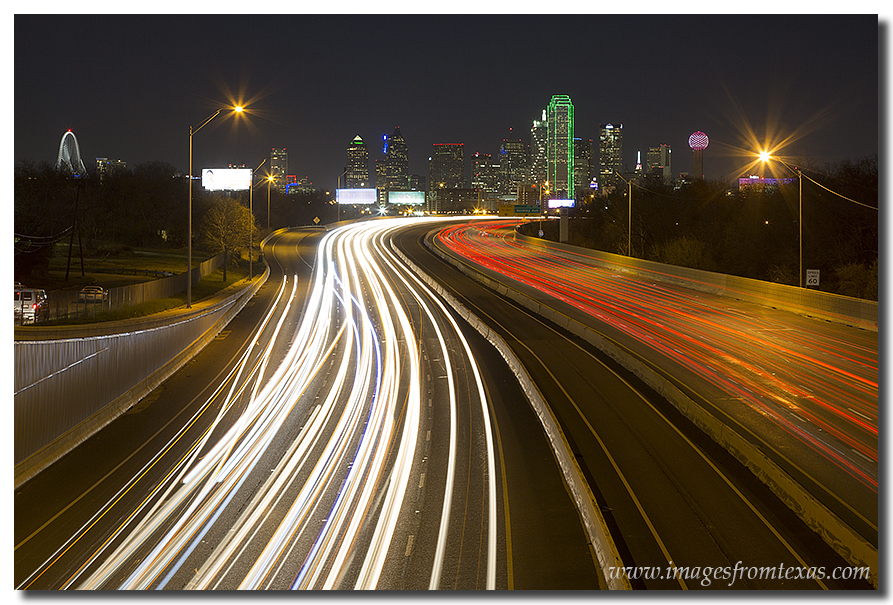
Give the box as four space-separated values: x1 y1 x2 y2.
547 199 575 208
202 168 251 191
388 191 425 205
336 188 377 204
498 204 541 217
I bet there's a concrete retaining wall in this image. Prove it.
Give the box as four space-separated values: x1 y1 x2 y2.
391 240 630 590
515 231 877 331
14 267 268 488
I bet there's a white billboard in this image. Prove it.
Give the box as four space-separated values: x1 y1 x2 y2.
388 191 425 205
547 198 576 208
202 168 251 191
336 188 377 204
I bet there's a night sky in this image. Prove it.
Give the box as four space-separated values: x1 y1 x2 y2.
14 13 880 190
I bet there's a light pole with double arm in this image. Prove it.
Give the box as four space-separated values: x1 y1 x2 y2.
188 105 242 307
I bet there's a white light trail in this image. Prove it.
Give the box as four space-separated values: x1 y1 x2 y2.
64 218 500 590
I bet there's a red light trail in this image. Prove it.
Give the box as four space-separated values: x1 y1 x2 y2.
435 220 877 492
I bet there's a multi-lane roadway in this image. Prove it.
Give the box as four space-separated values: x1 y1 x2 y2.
14 217 876 590
14 220 599 590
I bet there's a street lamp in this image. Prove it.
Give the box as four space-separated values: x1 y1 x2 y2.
249 158 267 281
759 152 803 287
266 174 275 232
336 168 348 223
538 181 549 237
614 170 633 257
187 105 242 307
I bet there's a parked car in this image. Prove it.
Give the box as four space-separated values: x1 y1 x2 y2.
78 285 108 303
14 284 48 324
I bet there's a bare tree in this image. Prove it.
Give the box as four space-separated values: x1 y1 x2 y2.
199 197 255 281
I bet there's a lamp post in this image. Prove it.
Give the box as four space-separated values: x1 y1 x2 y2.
249 158 267 281
538 181 549 237
760 152 803 287
187 105 242 307
336 168 348 223
267 174 275 232
615 170 633 256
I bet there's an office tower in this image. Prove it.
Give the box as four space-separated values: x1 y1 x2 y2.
429 143 465 189
574 138 593 192
529 110 548 185
498 138 528 194
375 158 387 204
386 127 409 191
598 123 623 189
547 95 574 199
689 131 709 179
646 144 672 181
271 148 288 193
409 174 426 192
346 136 370 188
471 152 500 194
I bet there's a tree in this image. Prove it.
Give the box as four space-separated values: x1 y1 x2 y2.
651 236 717 272
199 197 256 281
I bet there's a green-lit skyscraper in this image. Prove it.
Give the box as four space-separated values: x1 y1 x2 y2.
547 95 574 199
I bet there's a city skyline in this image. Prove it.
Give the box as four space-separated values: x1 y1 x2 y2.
14 14 879 192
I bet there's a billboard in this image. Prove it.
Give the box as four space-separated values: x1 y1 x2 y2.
547 198 575 208
388 191 425 205
336 188 377 204
202 168 251 191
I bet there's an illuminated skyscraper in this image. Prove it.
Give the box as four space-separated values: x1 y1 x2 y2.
598 123 623 189
499 138 528 194
547 95 574 199
386 127 409 191
574 138 593 192
646 144 672 181
375 158 387 204
270 148 288 192
471 152 499 194
429 143 465 189
346 136 370 188
529 110 547 185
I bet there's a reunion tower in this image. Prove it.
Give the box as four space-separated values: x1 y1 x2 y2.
688 131 709 179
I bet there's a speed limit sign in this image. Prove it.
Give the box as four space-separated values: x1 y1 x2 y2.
806 269 820 286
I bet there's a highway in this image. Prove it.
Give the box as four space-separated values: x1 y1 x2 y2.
14 221 599 590
13 216 876 590
391 218 875 589
430 220 877 532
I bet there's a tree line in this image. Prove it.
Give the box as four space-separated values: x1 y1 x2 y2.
14 161 338 283
525 155 878 300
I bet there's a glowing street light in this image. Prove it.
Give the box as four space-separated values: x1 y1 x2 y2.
187 104 243 307
265 174 275 232
759 151 803 287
